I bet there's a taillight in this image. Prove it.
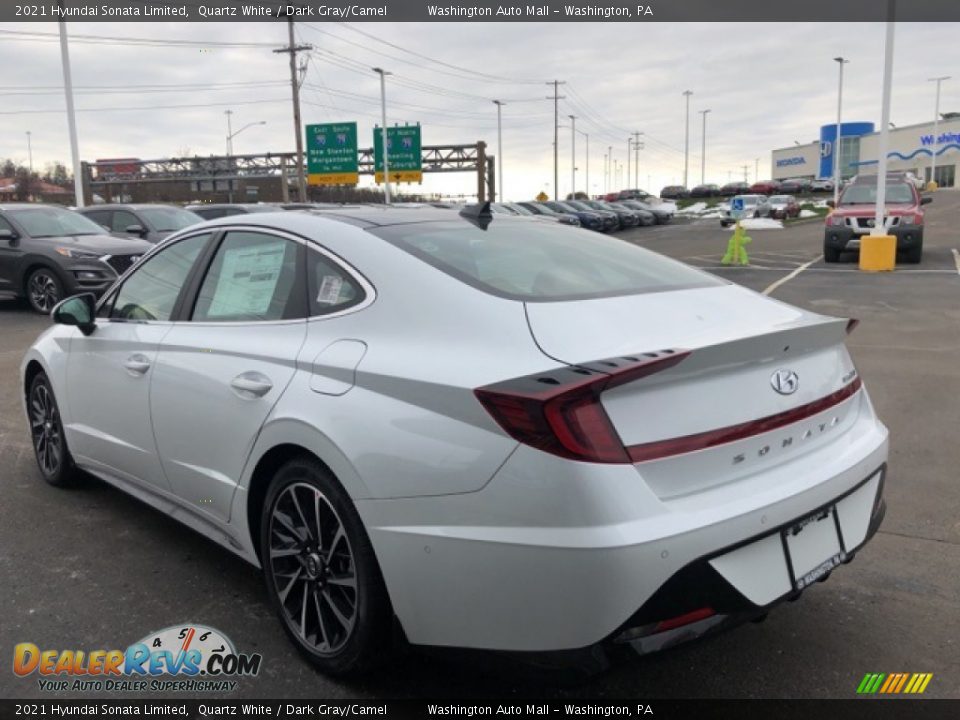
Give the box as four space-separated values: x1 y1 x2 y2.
827 215 845 226
475 350 690 464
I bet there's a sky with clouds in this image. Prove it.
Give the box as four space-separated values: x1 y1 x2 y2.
1 20 958 199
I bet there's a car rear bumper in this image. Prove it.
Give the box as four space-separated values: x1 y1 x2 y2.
358 396 889 652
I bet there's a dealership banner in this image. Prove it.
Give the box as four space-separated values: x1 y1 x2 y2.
5 0 960 22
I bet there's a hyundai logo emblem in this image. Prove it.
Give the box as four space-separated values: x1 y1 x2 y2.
771 369 799 395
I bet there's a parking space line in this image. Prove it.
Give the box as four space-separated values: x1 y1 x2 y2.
762 255 823 296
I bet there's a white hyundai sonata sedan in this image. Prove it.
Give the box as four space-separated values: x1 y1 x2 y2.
21 206 888 675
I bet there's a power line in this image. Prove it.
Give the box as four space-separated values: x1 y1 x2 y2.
335 23 544 85
0 97 288 116
0 29 279 48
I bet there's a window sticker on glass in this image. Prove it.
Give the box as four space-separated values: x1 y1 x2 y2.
316 274 344 305
206 241 286 317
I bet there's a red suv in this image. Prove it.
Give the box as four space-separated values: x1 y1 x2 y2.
749 180 781 195
824 175 932 263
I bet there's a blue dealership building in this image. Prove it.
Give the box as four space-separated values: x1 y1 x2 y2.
772 116 959 188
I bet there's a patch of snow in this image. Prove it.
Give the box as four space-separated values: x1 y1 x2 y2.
799 209 819 218
739 218 783 230
677 202 707 215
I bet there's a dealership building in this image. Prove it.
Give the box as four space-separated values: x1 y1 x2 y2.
771 116 960 188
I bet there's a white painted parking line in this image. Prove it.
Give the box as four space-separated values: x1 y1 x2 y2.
952 248 960 275
762 255 823 296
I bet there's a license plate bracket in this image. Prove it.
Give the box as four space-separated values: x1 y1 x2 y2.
783 506 846 590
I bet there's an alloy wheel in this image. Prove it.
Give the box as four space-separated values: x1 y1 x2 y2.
268 482 358 655
28 271 60 313
30 382 62 477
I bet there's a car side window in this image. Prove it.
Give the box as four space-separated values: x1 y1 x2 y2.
83 210 111 229
109 234 211 322
0 215 14 233
191 231 305 322
308 249 366 317
111 210 140 233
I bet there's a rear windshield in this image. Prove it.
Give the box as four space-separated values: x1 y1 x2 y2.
370 220 721 302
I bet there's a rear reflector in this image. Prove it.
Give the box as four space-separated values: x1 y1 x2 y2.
654 606 716 633
475 350 690 464
627 376 863 463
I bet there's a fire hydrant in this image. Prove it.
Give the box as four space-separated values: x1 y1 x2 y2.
721 221 752 266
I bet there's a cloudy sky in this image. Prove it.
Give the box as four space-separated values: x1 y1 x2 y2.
0 20 958 199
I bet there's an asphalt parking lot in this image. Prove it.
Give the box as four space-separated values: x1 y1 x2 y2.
1 195 959 700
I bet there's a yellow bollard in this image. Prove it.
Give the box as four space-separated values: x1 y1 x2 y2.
859 234 896 272
925 180 939 192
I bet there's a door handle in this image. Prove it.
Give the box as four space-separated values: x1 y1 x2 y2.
123 354 151 376
230 372 273 399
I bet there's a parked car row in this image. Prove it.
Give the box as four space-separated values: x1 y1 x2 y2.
662 178 836 199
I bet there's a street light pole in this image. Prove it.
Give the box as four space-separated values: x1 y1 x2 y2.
493 100 505 201
569 115 577 197
682 90 693 188
699 109 711 185
928 75 950 187
57 17 83 207
755 157 760 182
872 20 896 237
26 131 33 174
626 138 631 190
833 56 849 206
225 110 234 155
373 67 392 204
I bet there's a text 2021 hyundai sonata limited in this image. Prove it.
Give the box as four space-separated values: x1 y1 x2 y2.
21 206 888 676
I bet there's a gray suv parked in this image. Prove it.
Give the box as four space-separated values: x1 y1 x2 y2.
78 204 202 244
0 204 153 313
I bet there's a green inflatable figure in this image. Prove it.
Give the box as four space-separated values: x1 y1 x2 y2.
721 221 752 266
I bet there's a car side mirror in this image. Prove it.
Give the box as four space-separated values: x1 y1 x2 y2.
0 228 18 243
52 293 97 335
920 196 932 205
826 200 835 208
124 224 147 236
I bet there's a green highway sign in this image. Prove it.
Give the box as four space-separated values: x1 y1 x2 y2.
306 122 359 185
373 125 423 183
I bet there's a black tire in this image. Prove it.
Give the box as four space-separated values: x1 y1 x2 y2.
25 267 64 315
823 244 841 263
28 372 80 487
260 456 391 677
902 241 923 264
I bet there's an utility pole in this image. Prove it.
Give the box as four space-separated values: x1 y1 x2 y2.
274 15 311 202
682 90 693 188
373 68 392 204
26 131 33 173
626 138 631 190
742 164 749 182
631 131 643 188
493 100 505 201
699 109 711 185
928 76 950 186
755 157 760 182
546 80 566 200
58 14 83 207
